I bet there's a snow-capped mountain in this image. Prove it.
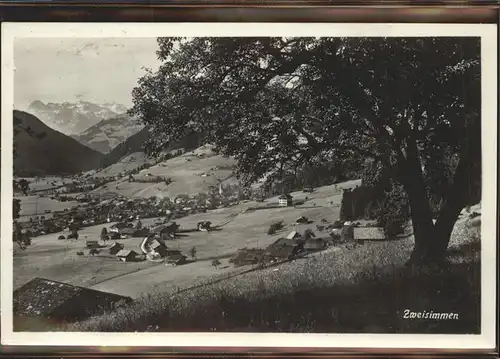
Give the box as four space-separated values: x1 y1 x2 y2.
71 114 144 154
27 100 129 135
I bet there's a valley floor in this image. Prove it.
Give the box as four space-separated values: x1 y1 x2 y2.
14 180 358 297
13 179 481 334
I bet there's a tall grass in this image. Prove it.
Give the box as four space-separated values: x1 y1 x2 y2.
60 223 480 334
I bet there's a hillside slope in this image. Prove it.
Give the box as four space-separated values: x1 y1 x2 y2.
99 127 203 169
13 110 104 176
98 127 151 168
71 114 144 154
91 144 238 198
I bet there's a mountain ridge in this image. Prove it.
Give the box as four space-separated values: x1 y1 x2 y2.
13 110 104 177
26 100 128 136
71 114 144 154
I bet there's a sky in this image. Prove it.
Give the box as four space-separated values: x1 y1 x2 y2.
14 38 161 110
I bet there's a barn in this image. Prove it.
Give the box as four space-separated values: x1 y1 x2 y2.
150 238 168 257
108 242 124 255
116 249 138 262
13 277 132 329
165 249 188 266
152 222 179 240
286 230 302 241
265 236 304 260
197 221 212 232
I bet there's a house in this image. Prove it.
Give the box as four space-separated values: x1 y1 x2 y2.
150 238 168 257
265 245 299 261
109 222 131 233
116 249 138 262
13 277 132 328
165 252 188 266
265 236 303 260
85 241 99 249
108 242 124 255
152 222 179 240
197 221 212 232
278 194 293 207
286 230 302 241
353 227 386 242
230 248 265 267
296 216 309 224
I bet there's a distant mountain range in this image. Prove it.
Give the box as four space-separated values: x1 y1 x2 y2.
27 100 128 136
71 114 144 154
13 110 104 177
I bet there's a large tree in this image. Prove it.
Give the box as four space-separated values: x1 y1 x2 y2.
130 37 480 265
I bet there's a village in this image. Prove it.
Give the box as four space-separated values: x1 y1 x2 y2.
13 165 393 325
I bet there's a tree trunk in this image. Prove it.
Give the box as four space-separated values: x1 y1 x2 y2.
401 136 472 266
400 137 447 266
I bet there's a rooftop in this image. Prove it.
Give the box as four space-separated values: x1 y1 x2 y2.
14 277 132 318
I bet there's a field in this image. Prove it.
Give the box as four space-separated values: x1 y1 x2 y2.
17 176 76 192
90 145 240 199
13 177 481 334
14 179 361 298
16 195 79 222
69 203 481 333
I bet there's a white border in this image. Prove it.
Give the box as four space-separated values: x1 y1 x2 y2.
1 23 497 349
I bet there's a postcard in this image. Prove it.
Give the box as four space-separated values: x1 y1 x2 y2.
1 22 497 350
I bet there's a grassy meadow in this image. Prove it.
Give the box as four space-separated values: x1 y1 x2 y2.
64 211 480 334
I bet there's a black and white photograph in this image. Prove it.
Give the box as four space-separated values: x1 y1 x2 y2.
1 23 497 349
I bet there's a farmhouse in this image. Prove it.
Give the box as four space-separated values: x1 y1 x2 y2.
230 248 265 267
165 249 188 265
286 230 302 241
116 249 138 262
197 221 212 232
265 236 304 260
353 227 386 242
108 242 124 255
150 238 168 257
153 222 179 240
13 277 132 328
266 245 299 261
278 194 293 207
109 222 131 233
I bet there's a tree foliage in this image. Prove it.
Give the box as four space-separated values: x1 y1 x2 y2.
131 37 480 264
